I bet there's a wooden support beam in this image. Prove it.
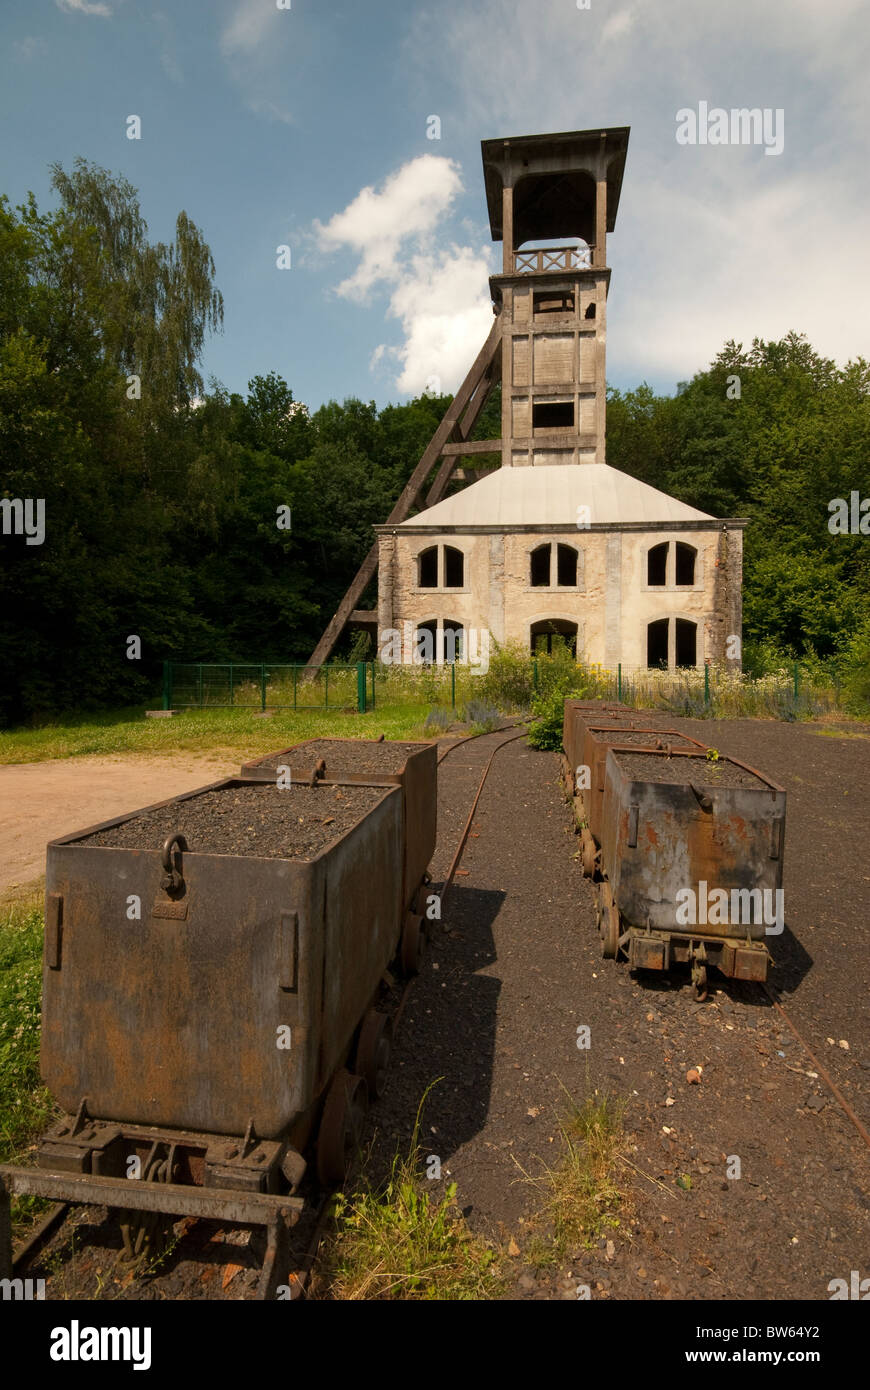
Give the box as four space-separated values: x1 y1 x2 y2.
349 610 377 623
502 183 514 273
306 317 502 667
439 439 502 456
594 176 607 268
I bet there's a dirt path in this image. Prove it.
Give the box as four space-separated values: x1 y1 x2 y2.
0 754 238 894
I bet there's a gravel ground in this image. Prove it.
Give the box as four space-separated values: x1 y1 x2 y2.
246 738 431 777
79 782 386 858
363 722 869 1301
590 730 704 748
613 750 769 788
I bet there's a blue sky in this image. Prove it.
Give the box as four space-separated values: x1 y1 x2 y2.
2 0 868 412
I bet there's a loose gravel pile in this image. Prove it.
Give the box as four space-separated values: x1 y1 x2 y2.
249 739 428 777
591 730 702 748
614 750 770 789
78 783 387 858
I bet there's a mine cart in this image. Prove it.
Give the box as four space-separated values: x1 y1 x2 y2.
562 699 630 775
0 775 422 1296
575 726 709 870
596 748 786 998
240 738 437 921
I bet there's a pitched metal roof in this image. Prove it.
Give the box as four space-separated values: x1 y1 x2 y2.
397 464 715 529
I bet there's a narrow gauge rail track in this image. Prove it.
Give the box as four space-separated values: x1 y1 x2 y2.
8 723 527 1300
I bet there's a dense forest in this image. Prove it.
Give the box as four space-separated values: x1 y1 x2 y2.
1 162 868 723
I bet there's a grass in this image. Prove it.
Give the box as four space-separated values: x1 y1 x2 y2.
317 1094 503 1301
0 703 435 766
0 896 57 1227
515 1088 629 1266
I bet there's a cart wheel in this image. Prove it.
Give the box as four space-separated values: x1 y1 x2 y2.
316 1070 368 1187
601 903 620 959
355 1010 393 1100
400 913 425 975
581 830 597 879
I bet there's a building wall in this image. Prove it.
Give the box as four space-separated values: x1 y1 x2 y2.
377 525 743 669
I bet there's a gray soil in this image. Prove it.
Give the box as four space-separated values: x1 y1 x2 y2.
614 750 770 789
247 738 430 776
77 782 386 858
589 730 702 748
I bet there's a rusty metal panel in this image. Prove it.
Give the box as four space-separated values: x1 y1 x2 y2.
719 941 769 981
240 739 437 911
562 700 629 772
582 726 708 842
0 1164 304 1227
41 779 403 1139
600 748 786 945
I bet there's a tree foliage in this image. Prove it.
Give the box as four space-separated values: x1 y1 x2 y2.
1 164 868 723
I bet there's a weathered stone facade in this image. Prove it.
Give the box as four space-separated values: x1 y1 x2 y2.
376 516 744 670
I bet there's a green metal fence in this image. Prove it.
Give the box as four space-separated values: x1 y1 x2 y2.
594 662 842 720
164 662 376 713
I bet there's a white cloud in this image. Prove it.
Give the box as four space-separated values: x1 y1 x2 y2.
55 0 112 15
220 0 281 56
380 245 495 395
316 155 464 300
316 155 494 394
219 0 296 123
601 9 635 43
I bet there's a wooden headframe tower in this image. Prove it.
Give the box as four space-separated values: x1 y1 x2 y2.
308 126 629 666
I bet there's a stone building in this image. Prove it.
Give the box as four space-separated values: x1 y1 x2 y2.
312 126 744 672
375 464 742 669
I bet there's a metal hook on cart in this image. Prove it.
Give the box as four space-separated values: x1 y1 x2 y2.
160 832 189 895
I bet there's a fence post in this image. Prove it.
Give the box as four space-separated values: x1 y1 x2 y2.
370 661 376 710
325 667 329 709
704 664 710 707
533 660 539 693
793 663 799 707
197 663 203 709
293 665 297 711
162 661 171 711
260 664 266 712
617 663 622 702
229 663 234 708
451 661 456 708
356 661 366 713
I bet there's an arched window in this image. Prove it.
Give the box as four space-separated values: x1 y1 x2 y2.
647 543 668 586
530 543 551 587
531 620 578 658
647 618 669 668
675 542 696 586
442 620 464 663
414 620 437 664
675 619 697 668
444 546 464 588
418 547 438 588
556 544 578 587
